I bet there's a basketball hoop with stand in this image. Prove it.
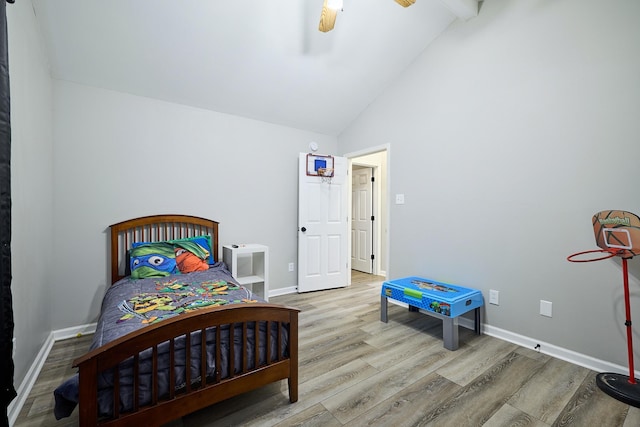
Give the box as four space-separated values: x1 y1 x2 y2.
568 210 640 407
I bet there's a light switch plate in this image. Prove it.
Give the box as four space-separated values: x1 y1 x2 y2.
489 289 499 305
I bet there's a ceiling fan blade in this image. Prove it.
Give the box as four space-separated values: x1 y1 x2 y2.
394 0 416 7
318 0 337 32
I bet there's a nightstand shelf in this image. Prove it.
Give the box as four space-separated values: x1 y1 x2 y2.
222 244 269 301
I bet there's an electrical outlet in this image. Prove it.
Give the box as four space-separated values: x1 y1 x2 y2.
288 262 295 272
489 289 499 305
395 194 405 204
540 300 552 317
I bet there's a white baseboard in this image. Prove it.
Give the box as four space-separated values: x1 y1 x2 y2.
52 323 97 341
268 286 297 298
8 323 96 427
483 323 634 377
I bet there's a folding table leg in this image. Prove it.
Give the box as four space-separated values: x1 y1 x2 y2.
442 316 459 351
380 295 388 323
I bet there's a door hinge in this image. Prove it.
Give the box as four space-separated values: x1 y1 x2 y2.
371 215 375 221
371 254 375 260
371 176 375 182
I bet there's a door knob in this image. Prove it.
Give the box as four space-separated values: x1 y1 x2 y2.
301 227 307 232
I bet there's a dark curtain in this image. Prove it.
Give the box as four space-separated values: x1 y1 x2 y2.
0 0 15 426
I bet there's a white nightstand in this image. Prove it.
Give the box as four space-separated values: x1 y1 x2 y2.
222 244 269 301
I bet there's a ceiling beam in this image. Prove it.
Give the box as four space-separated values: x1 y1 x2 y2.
439 0 478 21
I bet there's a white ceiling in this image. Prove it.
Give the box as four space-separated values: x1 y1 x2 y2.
31 0 477 136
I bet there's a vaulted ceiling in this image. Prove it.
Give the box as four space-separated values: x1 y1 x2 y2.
31 0 478 136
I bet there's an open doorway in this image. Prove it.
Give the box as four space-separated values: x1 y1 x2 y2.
345 145 389 279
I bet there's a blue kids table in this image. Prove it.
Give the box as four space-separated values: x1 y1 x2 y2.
381 276 483 350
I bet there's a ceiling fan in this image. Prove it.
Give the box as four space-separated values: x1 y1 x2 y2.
318 0 416 32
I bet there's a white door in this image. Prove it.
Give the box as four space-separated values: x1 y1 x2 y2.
352 167 373 273
298 153 349 293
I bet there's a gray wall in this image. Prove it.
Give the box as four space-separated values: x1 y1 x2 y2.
339 0 640 369
8 1 54 390
50 81 337 329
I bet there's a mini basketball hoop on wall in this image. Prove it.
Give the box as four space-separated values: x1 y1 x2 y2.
568 210 640 407
306 153 334 183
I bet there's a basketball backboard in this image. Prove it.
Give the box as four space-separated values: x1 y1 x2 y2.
592 210 640 259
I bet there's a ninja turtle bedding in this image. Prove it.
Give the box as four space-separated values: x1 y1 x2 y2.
128 235 215 279
52 263 288 420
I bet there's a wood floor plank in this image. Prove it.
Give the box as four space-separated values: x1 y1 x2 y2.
623 405 640 426
298 337 377 384
342 372 460 427
435 335 519 386
551 371 628 426
298 323 367 348
272 403 342 427
416 351 545 425
508 356 590 424
361 329 444 369
483 403 549 427
322 341 464 424
363 318 440 350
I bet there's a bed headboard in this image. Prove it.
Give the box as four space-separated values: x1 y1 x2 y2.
110 214 220 285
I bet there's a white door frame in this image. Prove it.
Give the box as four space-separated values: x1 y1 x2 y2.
344 144 390 279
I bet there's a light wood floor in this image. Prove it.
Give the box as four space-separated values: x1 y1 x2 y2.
14 271 640 426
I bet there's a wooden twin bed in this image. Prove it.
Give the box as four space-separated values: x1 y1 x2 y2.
55 215 299 426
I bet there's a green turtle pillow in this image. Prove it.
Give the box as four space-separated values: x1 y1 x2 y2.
129 235 214 279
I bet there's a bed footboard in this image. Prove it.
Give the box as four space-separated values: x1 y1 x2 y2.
73 303 299 427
